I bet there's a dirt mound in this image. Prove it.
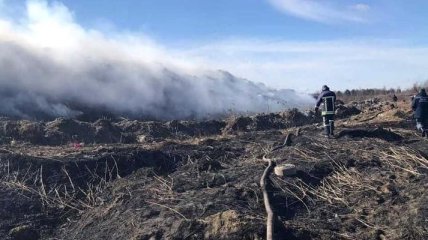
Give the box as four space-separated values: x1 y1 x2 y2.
116 119 225 142
335 105 361 118
337 127 403 141
165 120 226 138
223 109 313 133
1 117 226 145
16 121 45 143
0 120 45 144
44 118 94 145
93 119 123 143
0 109 321 145
204 210 263 239
222 116 253 132
280 108 314 126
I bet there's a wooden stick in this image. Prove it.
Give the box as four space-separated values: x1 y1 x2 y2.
260 133 292 239
284 133 292 146
261 156 275 240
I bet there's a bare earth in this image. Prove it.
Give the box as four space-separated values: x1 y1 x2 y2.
1 98 427 240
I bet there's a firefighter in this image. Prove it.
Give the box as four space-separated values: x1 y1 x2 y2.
411 88 428 137
392 94 398 102
315 85 336 137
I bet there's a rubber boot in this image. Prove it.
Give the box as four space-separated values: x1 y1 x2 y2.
329 120 335 136
324 126 330 138
417 122 423 132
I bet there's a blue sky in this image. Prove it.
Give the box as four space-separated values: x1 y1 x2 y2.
2 0 428 92
23 0 428 44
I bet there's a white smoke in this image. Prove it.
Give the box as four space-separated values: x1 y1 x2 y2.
0 0 313 120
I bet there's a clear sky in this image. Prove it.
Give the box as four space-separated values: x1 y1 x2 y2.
2 0 428 92
24 0 428 43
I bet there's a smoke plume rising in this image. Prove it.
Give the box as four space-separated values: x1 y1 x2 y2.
0 0 313 120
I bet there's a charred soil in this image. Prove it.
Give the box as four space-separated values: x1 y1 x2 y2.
0 101 427 240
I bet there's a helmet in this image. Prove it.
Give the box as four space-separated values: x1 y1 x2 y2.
322 85 330 91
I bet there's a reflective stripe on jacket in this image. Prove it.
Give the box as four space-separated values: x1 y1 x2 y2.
412 93 428 119
316 90 336 116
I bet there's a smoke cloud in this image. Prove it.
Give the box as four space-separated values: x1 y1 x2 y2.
0 0 313 120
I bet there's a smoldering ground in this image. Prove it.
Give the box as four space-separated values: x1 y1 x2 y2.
0 0 313 120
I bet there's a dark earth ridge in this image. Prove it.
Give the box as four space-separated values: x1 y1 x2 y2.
0 100 427 239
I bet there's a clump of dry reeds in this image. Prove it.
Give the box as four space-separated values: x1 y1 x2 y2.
0 161 114 212
279 140 428 239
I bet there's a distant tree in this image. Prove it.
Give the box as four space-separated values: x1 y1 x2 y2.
345 89 351 96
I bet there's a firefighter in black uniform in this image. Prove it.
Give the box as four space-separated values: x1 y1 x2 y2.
392 94 398 102
315 85 336 137
411 88 428 137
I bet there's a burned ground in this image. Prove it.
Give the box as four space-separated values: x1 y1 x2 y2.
0 101 427 240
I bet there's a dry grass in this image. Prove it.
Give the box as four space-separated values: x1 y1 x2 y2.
314 166 376 206
377 146 428 175
279 139 428 239
295 144 427 205
0 161 112 213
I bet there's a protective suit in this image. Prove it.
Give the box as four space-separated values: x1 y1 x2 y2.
411 89 428 136
315 85 336 137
